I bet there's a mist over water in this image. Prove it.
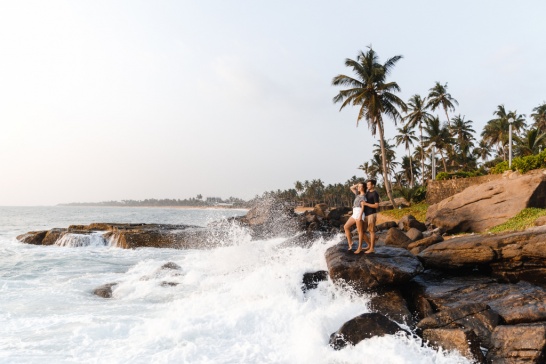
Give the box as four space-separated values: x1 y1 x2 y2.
0 207 470 363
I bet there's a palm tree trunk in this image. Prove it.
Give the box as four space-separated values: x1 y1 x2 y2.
439 149 448 172
444 107 451 127
377 119 396 208
409 151 414 188
420 124 424 186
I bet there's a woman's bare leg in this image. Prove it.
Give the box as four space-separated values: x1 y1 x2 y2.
344 217 356 250
354 219 370 254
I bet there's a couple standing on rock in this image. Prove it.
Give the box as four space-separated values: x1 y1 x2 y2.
344 179 380 254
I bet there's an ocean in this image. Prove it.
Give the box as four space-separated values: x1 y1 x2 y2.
0 206 470 363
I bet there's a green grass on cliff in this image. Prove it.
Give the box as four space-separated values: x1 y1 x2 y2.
380 202 428 222
488 208 546 233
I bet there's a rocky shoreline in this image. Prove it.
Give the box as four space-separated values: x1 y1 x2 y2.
16 170 546 363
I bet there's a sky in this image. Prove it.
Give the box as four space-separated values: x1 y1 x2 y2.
0 0 545 206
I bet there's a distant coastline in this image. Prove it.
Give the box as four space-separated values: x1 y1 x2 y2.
58 197 248 209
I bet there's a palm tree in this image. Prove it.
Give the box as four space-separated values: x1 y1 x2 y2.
426 82 458 126
514 128 546 157
481 105 526 160
449 115 476 169
332 47 407 207
399 155 420 188
472 140 492 166
531 102 546 132
404 94 432 185
395 123 418 187
373 140 399 182
423 116 452 172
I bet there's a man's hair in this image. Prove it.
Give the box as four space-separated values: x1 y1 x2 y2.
366 179 377 186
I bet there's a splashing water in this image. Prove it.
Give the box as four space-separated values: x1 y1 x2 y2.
0 207 471 363
55 232 109 247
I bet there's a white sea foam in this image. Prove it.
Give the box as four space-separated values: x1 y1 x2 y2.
55 232 108 247
0 207 471 363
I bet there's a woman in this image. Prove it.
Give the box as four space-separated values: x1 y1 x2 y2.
344 181 370 254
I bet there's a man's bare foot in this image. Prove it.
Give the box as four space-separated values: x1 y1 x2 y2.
354 248 362 254
364 249 375 254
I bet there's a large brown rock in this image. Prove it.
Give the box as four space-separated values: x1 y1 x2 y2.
398 215 426 232
487 323 546 363
418 226 546 284
426 169 546 233
409 272 546 325
18 223 211 249
325 243 423 292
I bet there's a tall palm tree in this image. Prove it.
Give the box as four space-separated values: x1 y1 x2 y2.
404 94 432 185
395 124 418 187
449 115 476 169
426 82 458 126
332 47 407 207
423 116 452 172
531 102 546 132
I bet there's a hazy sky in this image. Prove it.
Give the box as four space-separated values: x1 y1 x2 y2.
1 1 545 205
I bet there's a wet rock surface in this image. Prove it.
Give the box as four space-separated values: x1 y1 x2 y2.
329 312 408 350
325 243 424 291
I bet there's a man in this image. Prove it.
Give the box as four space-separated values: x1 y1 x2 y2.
361 179 380 254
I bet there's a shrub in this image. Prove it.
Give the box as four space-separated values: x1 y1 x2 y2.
492 150 546 174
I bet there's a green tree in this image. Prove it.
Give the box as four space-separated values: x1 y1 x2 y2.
395 123 418 187
531 102 546 132
332 47 407 207
423 116 452 172
426 82 458 126
404 94 432 185
514 128 546 157
481 105 526 160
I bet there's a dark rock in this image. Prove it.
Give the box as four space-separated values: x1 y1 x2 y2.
160 281 179 287
407 234 443 255
417 303 499 348
418 226 546 285
326 207 352 228
487 323 546 363
302 270 329 292
329 312 407 350
93 283 118 298
325 243 423 292
16 230 47 245
408 272 546 325
368 288 414 327
384 227 412 249
422 328 485 363
398 215 426 232
376 221 397 231
161 262 181 270
405 228 423 242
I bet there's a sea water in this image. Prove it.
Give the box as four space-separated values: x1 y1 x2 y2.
0 206 470 363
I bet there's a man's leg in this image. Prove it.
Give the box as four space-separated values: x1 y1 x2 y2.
365 214 377 253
